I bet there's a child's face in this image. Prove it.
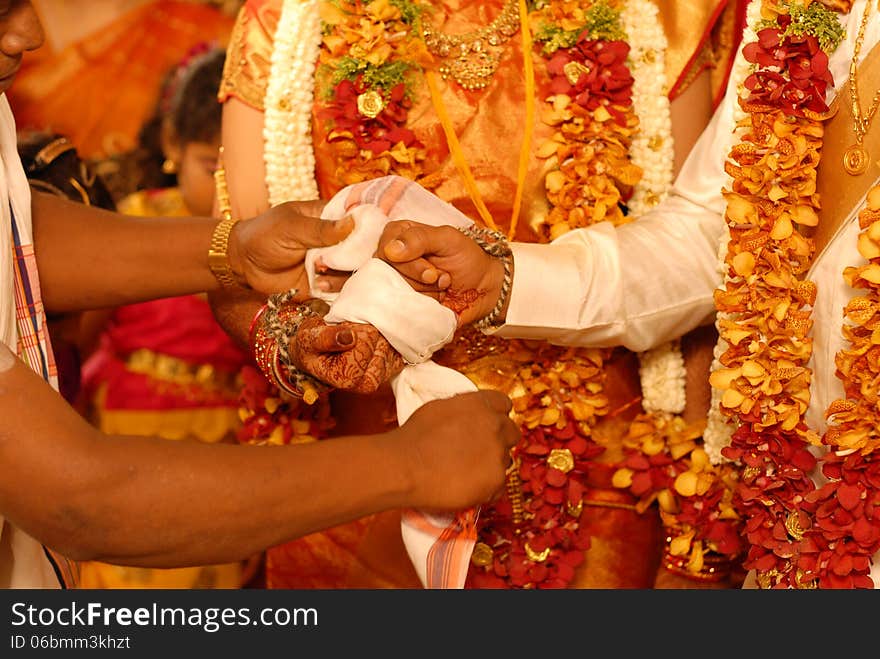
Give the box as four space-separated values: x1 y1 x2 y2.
177 138 220 217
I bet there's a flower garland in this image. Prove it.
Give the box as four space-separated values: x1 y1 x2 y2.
314 0 436 188
531 1 641 239
463 343 610 588
263 0 323 205
811 190 880 588
612 413 745 580
712 0 836 589
708 0 880 588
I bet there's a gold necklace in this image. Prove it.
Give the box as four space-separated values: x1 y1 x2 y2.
844 0 880 175
421 1 521 91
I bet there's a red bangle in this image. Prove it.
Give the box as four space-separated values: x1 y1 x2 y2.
248 303 269 355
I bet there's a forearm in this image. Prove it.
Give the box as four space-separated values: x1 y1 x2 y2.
496 88 738 351
33 191 222 313
221 98 271 219
207 287 266 353
59 433 410 568
0 354 413 568
496 194 723 352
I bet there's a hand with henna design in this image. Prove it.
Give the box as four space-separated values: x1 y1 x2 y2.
289 315 405 394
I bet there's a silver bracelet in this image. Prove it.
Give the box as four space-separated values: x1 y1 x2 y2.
456 225 513 333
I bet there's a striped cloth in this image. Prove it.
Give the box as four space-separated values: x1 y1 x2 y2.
307 175 482 588
0 93 71 589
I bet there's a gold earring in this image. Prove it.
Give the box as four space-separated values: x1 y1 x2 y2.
161 158 177 175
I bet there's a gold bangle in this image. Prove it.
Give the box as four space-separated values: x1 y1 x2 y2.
208 216 239 288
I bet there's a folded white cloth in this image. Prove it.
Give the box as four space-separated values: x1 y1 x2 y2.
324 259 457 365
304 175 480 588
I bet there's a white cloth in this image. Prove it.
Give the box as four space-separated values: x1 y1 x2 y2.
497 1 880 588
305 176 479 588
324 259 458 365
0 93 62 589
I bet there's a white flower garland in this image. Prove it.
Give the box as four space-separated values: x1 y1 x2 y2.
263 0 322 205
638 340 686 414
622 0 674 217
703 0 762 464
621 0 684 415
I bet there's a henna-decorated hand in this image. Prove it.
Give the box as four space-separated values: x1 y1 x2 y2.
289 315 405 394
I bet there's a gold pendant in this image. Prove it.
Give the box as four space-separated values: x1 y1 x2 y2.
844 144 870 175
439 51 500 91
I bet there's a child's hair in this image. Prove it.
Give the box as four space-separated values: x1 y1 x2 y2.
136 44 227 189
18 131 117 211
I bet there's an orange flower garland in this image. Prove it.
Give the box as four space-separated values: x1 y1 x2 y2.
316 1 436 187
531 1 642 240
711 0 880 588
613 413 745 580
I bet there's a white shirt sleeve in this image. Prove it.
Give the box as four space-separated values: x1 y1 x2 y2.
496 73 741 353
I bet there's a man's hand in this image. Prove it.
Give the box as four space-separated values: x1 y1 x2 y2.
290 316 405 394
227 200 353 294
377 221 508 327
393 390 520 511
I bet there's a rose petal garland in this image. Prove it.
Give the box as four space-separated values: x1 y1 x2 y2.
708 0 880 589
804 190 880 588
532 0 641 240
714 0 832 590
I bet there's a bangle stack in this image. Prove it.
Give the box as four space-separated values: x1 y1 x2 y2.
457 225 513 333
251 289 331 405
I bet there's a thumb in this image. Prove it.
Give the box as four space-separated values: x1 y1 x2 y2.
295 214 355 249
298 323 356 354
383 224 456 263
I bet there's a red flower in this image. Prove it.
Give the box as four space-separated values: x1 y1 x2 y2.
319 78 418 155
546 37 634 125
466 412 600 589
742 18 834 116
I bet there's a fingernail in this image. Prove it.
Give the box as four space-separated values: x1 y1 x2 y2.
438 273 451 289
337 329 354 346
421 268 438 284
386 239 405 257
316 279 331 291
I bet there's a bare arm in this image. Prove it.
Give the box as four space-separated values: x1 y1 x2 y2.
0 345 517 568
33 191 220 311
33 190 351 313
221 98 271 218
669 68 714 177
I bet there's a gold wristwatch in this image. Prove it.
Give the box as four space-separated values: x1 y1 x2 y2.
209 146 239 288
208 217 239 288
